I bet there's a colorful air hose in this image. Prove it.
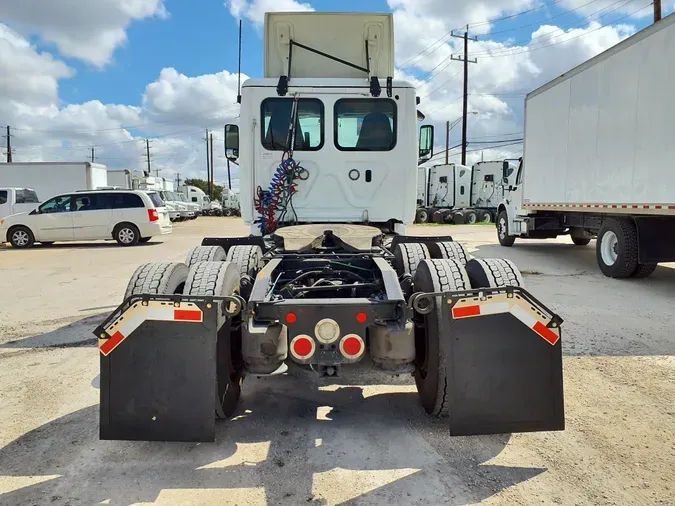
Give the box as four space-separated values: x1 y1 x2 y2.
254 154 305 234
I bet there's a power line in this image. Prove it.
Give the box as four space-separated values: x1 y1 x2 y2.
420 70 463 100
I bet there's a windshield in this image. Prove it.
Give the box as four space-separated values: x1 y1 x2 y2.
177 194 187 202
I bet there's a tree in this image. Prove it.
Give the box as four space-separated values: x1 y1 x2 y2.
184 178 223 201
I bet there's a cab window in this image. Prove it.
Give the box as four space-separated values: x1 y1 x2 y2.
16 189 39 203
335 99 396 151
261 98 323 151
39 195 72 214
0 190 7 205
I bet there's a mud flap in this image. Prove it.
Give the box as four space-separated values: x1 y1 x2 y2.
442 288 564 436
96 298 219 442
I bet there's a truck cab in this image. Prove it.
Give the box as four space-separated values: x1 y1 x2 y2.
0 188 40 220
224 12 424 236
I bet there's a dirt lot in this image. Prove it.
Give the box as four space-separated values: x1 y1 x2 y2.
0 218 674 506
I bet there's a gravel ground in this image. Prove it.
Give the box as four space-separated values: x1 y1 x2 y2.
0 218 673 506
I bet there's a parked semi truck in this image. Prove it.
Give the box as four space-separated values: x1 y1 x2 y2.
497 14 675 278
96 12 564 443
0 162 108 199
415 160 513 224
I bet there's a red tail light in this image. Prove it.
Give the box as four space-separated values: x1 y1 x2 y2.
340 334 365 359
290 335 315 360
148 209 159 222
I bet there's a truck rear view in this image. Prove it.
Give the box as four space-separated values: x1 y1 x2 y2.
497 14 675 278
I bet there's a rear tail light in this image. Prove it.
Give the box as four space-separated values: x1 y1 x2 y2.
340 334 365 360
148 209 159 222
290 335 315 360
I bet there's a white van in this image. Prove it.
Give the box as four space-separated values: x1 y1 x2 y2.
0 189 171 248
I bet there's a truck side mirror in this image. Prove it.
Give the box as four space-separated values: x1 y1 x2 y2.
418 125 434 165
502 160 509 179
224 124 239 161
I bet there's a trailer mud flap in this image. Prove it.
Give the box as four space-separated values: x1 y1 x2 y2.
96 298 219 442
443 288 564 436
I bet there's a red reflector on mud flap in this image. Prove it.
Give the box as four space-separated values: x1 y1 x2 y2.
533 321 559 345
452 305 481 318
174 309 202 321
100 331 125 356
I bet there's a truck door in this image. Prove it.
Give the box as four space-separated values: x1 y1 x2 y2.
0 190 9 219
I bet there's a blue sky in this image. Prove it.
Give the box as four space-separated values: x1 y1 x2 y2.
1 0 668 181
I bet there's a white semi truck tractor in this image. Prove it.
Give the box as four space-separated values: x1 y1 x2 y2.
95 12 565 442
497 14 675 279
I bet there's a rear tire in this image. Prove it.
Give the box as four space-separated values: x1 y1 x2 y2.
415 208 430 224
8 226 35 248
226 245 264 277
393 242 431 277
124 262 189 299
497 211 516 247
596 219 638 278
427 241 469 265
114 223 140 246
631 262 657 278
479 210 492 223
186 245 226 267
184 261 243 419
465 210 478 224
465 258 524 288
413 259 471 416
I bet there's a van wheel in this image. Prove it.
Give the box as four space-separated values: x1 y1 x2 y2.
114 223 140 246
8 226 35 248
497 211 516 247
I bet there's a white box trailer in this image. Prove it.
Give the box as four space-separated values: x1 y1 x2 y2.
498 14 675 278
106 169 133 189
0 162 108 200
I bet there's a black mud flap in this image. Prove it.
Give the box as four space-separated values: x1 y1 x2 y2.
96 297 220 442
442 287 564 436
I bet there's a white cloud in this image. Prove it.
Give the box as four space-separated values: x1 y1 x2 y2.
0 0 168 66
226 0 314 26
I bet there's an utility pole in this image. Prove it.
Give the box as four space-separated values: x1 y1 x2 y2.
654 0 661 22
209 132 215 199
445 120 450 164
451 27 477 165
176 173 181 188
90 147 95 163
205 128 211 195
4 126 12 163
142 138 154 176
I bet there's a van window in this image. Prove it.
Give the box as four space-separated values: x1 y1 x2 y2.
16 189 39 204
112 193 144 209
40 195 72 214
73 194 111 211
0 190 7 205
146 193 164 208
335 99 397 151
261 98 324 151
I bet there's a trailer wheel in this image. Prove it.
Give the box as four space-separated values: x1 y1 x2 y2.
184 261 243 419
413 259 471 416
427 241 469 265
226 245 264 277
415 208 430 223
393 242 430 277
8 226 35 248
497 210 516 247
465 258 524 288
596 219 638 278
631 262 658 278
478 210 492 223
465 210 478 224
186 245 226 267
124 262 189 299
